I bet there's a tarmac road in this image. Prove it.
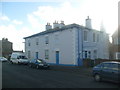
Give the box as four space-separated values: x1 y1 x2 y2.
2 62 119 88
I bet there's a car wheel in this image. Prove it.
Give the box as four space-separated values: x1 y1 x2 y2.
36 65 39 69
94 74 101 82
29 64 32 67
46 66 50 70
18 62 20 65
11 61 13 64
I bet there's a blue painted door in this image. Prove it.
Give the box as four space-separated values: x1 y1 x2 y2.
36 52 38 59
56 51 59 65
78 58 80 66
77 54 83 66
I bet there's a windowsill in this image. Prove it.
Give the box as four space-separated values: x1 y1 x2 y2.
84 41 88 42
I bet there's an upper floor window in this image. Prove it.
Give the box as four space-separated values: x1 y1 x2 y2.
28 41 31 46
113 38 118 45
97 34 99 42
113 37 120 45
84 31 88 41
36 38 39 45
93 33 96 42
45 36 49 44
28 51 31 59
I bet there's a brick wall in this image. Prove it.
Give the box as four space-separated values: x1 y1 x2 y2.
83 59 120 67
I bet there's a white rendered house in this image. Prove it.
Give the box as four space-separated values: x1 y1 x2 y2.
24 17 109 66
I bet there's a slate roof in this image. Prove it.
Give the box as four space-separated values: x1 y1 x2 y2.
24 23 99 39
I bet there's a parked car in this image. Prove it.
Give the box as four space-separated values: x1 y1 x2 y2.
0 57 7 62
92 61 120 83
10 52 29 64
28 59 50 69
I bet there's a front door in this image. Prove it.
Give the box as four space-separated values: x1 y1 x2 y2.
36 52 38 59
56 51 59 65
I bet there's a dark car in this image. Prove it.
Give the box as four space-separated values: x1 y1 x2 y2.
92 61 120 83
28 59 50 69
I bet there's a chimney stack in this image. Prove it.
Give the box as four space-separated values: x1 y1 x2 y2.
59 21 65 28
46 23 52 30
53 20 60 29
85 16 92 29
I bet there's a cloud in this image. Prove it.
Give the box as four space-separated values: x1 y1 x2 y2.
12 20 23 25
0 15 35 51
0 15 10 21
0 24 35 51
0 0 118 51
27 14 41 28
28 0 118 35
0 14 41 51
28 1 85 29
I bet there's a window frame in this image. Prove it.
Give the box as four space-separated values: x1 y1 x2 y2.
93 33 96 42
97 34 99 42
45 36 49 44
84 30 88 42
45 49 49 60
36 38 39 45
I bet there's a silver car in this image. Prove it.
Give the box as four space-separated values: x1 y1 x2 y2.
0 57 7 62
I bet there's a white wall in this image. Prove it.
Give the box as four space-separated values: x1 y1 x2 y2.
25 25 110 66
0 41 2 57
25 28 77 65
81 29 109 59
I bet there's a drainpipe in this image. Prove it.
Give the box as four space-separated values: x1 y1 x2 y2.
81 28 83 61
77 28 80 66
77 28 83 66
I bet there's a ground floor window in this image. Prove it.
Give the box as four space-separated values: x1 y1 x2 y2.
45 50 49 60
85 51 87 58
28 51 31 59
115 52 120 59
83 50 91 59
93 50 97 59
36 52 39 59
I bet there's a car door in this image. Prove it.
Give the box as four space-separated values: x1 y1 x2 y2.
101 63 113 80
110 63 119 82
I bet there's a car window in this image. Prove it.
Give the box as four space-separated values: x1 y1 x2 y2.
30 60 36 63
18 56 27 59
96 63 103 67
111 63 119 70
102 63 111 69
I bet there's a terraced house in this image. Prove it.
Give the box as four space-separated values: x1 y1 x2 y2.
24 17 109 66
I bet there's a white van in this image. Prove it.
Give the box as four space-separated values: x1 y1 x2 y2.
10 52 29 64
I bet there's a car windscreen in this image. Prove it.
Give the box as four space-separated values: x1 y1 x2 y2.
18 56 27 59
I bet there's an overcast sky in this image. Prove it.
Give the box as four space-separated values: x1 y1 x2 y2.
0 0 119 51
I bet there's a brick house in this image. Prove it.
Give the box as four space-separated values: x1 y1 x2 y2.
110 26 120 59
0 38 13 59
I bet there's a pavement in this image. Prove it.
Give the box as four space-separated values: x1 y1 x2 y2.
50 65 93 76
